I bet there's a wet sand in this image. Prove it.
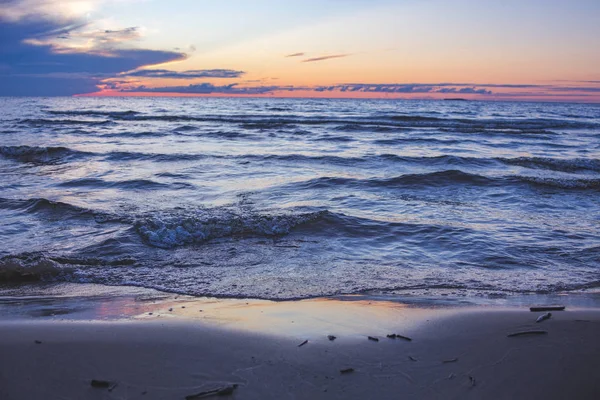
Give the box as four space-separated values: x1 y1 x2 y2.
1 288 599 399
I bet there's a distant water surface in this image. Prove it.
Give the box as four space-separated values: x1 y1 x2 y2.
0 97 599 300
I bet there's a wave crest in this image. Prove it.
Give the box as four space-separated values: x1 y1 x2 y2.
135 209 328 248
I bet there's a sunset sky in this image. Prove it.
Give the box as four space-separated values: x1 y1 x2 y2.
1 0 599 101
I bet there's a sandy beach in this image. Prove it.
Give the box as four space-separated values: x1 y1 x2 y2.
1 286 599 399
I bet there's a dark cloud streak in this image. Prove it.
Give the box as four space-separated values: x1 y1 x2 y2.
122 69 244 79
302 54 350 63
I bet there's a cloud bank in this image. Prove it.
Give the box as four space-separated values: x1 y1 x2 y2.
122 69 244 79
0 1 186 96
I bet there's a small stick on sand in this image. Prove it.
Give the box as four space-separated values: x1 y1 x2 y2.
298 340 308 347
368 336 379 342
530 306 565 312
387 334 412 341
90 380 111 389
536 312 552 323
185 384 238 399
340 368 354 374
442 358 458 363
507 330 548 337
327 335 337 341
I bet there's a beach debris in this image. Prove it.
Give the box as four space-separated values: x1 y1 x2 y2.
387 334 412 341
185 384 238 399
408 356 417 362
90 379 111 389
34 340 42 344
507 330 548 337
530 306 565 312
182 306 186 308
327 335 337 341
148 312 153 315
168 308 173 312
368 336 379 342
469 375 476 387
340 368 355 374
536 312 552 323
442 358 458 363
298 340 308 347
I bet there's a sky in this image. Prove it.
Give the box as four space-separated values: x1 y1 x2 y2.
1 0 599 101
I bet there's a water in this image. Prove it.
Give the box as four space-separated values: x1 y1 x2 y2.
0 97 599 300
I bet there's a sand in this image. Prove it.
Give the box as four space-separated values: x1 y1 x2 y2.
0 291 599 399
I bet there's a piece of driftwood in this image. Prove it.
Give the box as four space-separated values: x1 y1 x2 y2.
387 333 412 341
507 330 547 337
90 380 111 388
442 358 458 363
536 312 552 323
327 335 337 341
298 340 308 347
529 306 565 312
367 336 379 342
185 384 238 399
340 368 354 374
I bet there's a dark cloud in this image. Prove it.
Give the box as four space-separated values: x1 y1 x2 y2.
302 54 350 63
120 82 496 96
122 69 244 79
123 82 287 95
285 52 305 57
315 83 493 94
0 11 185 96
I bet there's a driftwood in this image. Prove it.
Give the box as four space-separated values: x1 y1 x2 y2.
185 384 238 399
536 312 552 323
340 368 354 374
507 330 547 337
90 380 111 388
530 306 564 312
442 358 458 363
367 336 379 342
298 340 308 347
387 334 412 341
408 356 417 362
327 335 337 341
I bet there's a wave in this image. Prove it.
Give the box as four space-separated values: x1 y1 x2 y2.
0 145 90 163
135 209 328 248
104 151 208 163
289 170 496 191
18 118 110 126
511 175 600 190
286 170 600 191
47 110 141 117
62 112 596 131
0 253 62 282
499 157 600 173
57 178 192 190
0 197 127 223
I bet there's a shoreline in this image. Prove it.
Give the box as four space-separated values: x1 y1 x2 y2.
1 283 600 399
